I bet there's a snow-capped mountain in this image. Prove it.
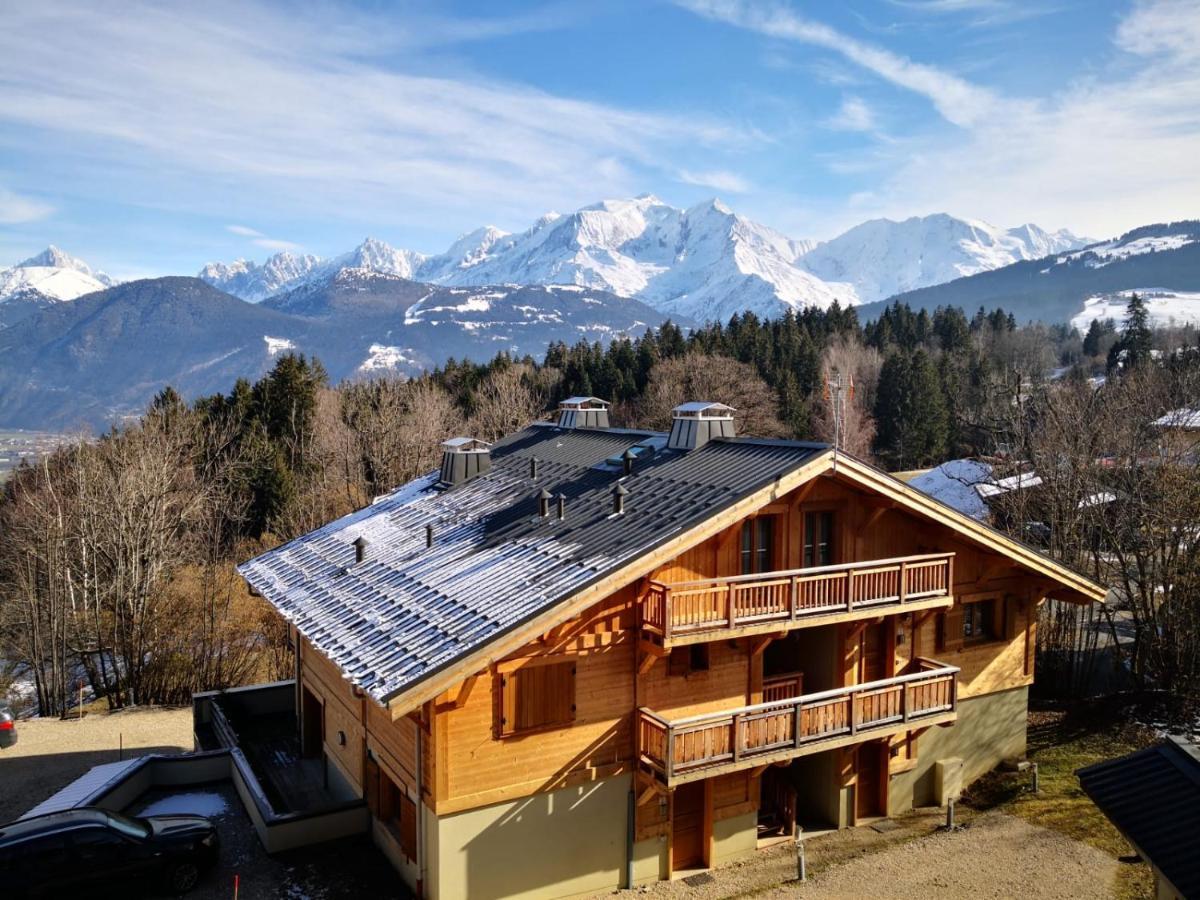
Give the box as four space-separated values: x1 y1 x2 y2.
799 214 1090 304
199 237 426 302
198 200 1085 320
415 196 839 323
0 245 115 304
198 251 321 303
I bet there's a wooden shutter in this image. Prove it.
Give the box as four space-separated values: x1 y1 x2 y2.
399 793 417 860
499 659 576 736
365 755 381 814
942 604 964 652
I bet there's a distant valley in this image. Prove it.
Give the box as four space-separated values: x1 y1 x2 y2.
1 198 1197 432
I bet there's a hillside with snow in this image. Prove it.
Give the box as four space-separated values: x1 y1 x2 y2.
800 214 1088 304
197 198 1081 323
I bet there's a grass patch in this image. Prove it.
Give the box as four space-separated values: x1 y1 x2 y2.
963 704 1159 900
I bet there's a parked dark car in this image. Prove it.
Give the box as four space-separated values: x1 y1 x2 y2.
0 807 218 896
0 702 15 748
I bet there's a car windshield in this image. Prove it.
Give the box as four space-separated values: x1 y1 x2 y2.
104 810 151 839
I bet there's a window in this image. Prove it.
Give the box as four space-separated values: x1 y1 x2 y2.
963 599 998 643
366 756 417 861
741 516 777 575
668 644 710 677
497 659 576 736
803 512 835 568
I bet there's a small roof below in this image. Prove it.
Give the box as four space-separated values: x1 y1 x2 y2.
975 471 1043 499
559 396 611 408
20 758 143 819
441 436 491 451
673 401 736 417
1078 737 1200 899
1153 408 1200 430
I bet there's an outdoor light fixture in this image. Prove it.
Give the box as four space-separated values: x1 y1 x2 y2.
337 730 346 746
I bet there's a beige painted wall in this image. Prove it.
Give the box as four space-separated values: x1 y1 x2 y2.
888 685 1028 815
712 810 757 865
433 773 632 900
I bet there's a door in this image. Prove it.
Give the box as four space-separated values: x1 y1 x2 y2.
671 780 708 871
855 742 886 820
859 622 889 684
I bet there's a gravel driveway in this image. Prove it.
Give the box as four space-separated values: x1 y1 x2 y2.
0 706 193 822
631 812 1118 899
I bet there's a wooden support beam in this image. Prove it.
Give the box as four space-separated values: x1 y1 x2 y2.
750 632 786 656
638 784 659 806
749 765 770 778
638 650 661 675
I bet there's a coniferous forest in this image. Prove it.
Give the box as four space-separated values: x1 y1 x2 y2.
2 297 1198 724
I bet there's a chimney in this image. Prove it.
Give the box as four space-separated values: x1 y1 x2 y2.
530 456 540 480
439 437 491 487
353 536 369 564
667 402 736 451
557 396 611 430
611 482 629 515
538 487 553 517
556 493 566 520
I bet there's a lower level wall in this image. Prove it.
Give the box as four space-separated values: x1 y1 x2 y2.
432 773 632 900
888 685 1028 815
712 811 757 865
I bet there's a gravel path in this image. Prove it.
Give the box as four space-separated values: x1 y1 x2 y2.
631 812 1117 899
0 707 193 822
777 812 1117 899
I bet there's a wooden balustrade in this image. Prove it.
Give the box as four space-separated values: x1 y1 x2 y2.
641 553 954 641
637 659 959 782
762 672 803 703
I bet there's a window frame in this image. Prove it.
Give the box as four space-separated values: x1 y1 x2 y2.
803 510 836 569
741 514 781 575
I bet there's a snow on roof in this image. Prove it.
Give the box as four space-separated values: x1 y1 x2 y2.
908 459 993 521
673 401 736 416
1078 491 1117 509
1153 409 1200 430
240 425 826 705
441 436 491 450
975 472 1043 499
559 396 611 407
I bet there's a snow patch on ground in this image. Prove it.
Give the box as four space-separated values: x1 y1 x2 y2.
1071 290 1200 331
137 791 229 818
909 459 994 521
358 344 415 373
1068 234 1195 266
264 335 297 355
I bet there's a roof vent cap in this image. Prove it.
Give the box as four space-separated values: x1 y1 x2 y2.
439 437 491 487
352 536 369 564
611 482 629 515
668 402 736 451
557 396 611 430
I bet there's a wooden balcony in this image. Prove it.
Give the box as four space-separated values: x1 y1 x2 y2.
641 553 954 647
638 658 959 785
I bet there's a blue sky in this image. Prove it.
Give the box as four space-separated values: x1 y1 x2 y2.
1 0 1197 278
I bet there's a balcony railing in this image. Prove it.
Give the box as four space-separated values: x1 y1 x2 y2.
642 553 954 643
638 658 959 783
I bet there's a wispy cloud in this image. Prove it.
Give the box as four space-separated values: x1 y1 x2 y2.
0 1 738 237
675 0 1020 127
825 96 876 132
678 169 754 193
884 0 1055 26
0 186 53 225
226 224 301 252
679 0 1200 235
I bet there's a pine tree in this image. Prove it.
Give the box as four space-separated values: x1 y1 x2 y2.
872 349 950 470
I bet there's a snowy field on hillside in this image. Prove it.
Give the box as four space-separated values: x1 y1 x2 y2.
1070 290 1200 331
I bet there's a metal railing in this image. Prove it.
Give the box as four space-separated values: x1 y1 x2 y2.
642 553 954 641
638 658 958 781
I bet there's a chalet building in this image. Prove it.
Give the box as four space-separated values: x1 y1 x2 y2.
236 398 1106 899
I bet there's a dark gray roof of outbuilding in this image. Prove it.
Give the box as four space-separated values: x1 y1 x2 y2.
1077 737 1200 898
239 423 828 705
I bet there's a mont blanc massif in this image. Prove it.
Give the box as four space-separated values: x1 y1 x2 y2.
1 195 1198 430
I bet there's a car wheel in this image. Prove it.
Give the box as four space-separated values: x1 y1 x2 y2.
166 861 201 893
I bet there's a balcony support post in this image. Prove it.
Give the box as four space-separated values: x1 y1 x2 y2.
727 584 736 630
732 713 742 762
899 561 908 604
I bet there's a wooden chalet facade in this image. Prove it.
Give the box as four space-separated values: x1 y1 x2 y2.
238 399 1106 899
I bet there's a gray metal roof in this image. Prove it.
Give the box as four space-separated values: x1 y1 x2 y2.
1078 737 1200 898
239 423 827 706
